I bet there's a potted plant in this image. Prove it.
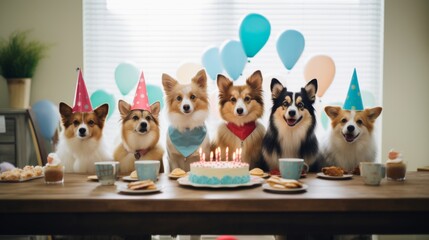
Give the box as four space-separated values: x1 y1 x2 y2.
0 31 49 108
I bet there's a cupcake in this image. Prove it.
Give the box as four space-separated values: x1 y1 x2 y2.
386 149 406 181
44 153 65 184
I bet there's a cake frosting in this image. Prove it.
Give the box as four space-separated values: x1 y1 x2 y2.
189 161 250 185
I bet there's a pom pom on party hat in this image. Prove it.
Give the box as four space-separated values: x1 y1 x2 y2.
343 68 364 111
72 68 93 113
131 71 150 111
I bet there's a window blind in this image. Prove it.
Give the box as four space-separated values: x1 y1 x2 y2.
83 0 383 159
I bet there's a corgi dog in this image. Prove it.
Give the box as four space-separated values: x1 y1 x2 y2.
55 102 111 173
162 69 210 172
113 100 164 174
262 78 319 171
213 70 265 169
321 106 382 173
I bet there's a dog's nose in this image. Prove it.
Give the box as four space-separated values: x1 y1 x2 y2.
183 104 190 112
236 108 244 115
79 128 86 134
347 125 355 132
289 110 296 117
140 122 147 129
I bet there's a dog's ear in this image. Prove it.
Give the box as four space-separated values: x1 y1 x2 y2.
270 78 284 99
150 101 161 118
118 100 131 119
217 74 233 93
304 79 318 103
192 69 207 90
246 70 263 91
365 107 382 122
325 106 341 120
162 73 178 94
94 103 109 122
59 102 73 125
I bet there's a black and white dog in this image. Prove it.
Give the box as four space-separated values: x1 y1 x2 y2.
262 78 319 172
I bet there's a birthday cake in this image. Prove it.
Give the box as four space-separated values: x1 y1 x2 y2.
189 161 250 185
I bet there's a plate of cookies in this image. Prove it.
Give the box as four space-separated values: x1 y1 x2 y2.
117 180 161 194
168 168 187 179
0 166 44 182
317 166 353 180
263 176 307 192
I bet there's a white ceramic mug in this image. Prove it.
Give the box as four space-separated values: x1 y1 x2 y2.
360 162 385 186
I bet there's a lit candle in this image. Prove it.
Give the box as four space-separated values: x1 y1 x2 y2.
199 148 202 162
210 151 213 162
226 147 229 162
239 148 242 162
202 153 206 162
233 152 236 162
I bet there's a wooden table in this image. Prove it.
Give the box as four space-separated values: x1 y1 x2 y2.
0 172 428 236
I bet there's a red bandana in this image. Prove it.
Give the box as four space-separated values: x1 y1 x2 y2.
226 122 257 141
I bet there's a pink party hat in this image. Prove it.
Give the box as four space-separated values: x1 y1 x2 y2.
131 71 151 111
72 68 93 113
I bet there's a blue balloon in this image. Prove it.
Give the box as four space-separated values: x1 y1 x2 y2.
147 84 164 110
276 30 305 70
201 47 223 81
32 100 60 139
90 89 116 120
114 62 140 95
220 40 247 80
239 13 271 58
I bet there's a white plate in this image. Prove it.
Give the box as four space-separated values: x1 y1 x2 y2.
316 172 353 180
117 185 162 194
0 175 44 183
262 183 308 193
177 176 263 188
122 176 139 182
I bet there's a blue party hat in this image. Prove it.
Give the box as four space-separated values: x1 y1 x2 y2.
343 68 364 111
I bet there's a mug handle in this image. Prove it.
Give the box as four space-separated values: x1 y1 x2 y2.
302 163 309 174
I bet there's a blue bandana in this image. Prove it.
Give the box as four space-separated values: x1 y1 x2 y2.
168 126 207 158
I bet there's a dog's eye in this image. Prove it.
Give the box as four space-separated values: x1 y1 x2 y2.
190 94 196 100
244 96 251 102
88 120 95 126
132 115 139 121
356 119 363 125
341 118 348 123
145 116 151 121
230 97 237 103
176 96 182 101
282 101 289 107
73 120 80 126
297 102 304 109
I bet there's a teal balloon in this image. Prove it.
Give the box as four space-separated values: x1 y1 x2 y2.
114 62 140 95
32 100 60 139
277 30 305 70
202 47 223 81
147 84 164 110
90 89 115 120
321 102 342 130
220 40 247 80
239 13 271 58
362 90 376 107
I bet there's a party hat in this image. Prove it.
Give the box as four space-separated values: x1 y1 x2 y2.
131 71 151 111
343 68 364 111
72 68 93 113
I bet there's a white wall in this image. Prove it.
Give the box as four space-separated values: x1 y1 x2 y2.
1 0 428 171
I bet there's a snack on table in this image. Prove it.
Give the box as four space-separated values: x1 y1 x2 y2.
44 153 64 184
386 149 406 181
130 170 138 179
0 165 43 181
322 166 344 177
170 168 187 177
266 176 303 189
127 179 156 190
249 168 264 177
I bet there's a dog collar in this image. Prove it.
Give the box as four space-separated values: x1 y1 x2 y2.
226 121 257 141
134 148 150 159
168 125 207 158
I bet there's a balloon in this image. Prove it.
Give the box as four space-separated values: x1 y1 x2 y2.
239 13 271 58
362 90 376 107
90 89 116 120
304 55 336 98
176 62 203 84
276 30 305 71
31 100 60 139
114 62 140 95
147 84 164 110
201 47 223 81
220 40 247 80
